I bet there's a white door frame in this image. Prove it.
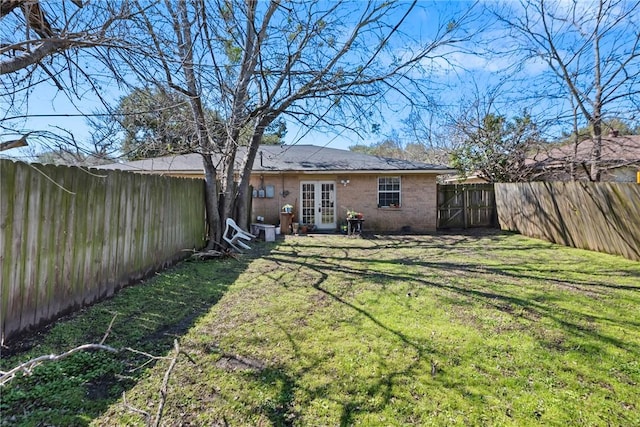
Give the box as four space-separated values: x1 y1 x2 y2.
300 181 336 229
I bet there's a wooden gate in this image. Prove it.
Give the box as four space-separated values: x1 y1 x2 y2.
437 183 497 229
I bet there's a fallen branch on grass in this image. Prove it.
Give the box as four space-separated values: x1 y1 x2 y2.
0 314 170 386
1 315 197 427
190 249 226 260
0 342 193 387
0 343 119 386
122 339 197 427
182 247 238 260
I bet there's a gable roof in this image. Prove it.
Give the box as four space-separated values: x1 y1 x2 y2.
98 144 455 175
532 134 640 166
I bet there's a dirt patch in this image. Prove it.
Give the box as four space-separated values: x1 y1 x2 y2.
552 281 608 299
309 291 331 309
85 376 121 400
215 354 266 372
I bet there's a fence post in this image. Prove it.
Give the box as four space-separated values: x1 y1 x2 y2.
463 185 468 229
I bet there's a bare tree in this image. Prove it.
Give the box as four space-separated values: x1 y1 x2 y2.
400 111 449 160
1 1 133 75
1 0 134 152
494 0 640 181
117 0 478 247
3 0 479 247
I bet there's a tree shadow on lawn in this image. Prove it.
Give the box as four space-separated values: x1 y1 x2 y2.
0 242 277 427
248 358 419 427
364 252 640 293
360 231 640 290
256 256 456 425
261 242 640 424
325 249 640 339
242 252 440 426
268 239 604 425
267 236 640 356
260 305 432 426
280 233 639 294
294 230 574 261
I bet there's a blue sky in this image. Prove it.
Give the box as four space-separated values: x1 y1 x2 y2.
1 1 478 159
2 0 639 161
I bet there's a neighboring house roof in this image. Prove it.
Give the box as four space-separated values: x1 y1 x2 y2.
531 134 640 167
441 134 640 184
98 144 455 175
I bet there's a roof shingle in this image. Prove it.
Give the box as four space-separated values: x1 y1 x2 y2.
532 134 640 166
99 144 454 174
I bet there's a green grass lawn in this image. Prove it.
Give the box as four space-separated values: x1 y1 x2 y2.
2 231 639 426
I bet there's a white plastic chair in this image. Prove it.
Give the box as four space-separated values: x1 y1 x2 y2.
223 218 256 252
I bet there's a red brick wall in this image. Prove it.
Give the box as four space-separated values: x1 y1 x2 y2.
250 173 438 232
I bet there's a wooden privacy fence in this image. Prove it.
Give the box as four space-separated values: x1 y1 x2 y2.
437 184 498 229
495 182 640 261
1 160 206 342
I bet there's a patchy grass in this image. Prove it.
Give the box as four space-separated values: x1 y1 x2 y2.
0 255 251 426
2 231 639 426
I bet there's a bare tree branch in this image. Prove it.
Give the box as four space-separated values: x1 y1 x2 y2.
493 0 640 181
1 315 196 427
0 344 119 386
0 134 28 151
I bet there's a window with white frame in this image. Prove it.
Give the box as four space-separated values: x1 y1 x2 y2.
378 176 401 207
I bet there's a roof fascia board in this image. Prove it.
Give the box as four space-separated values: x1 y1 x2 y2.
141 170 204 177
255 169 456 175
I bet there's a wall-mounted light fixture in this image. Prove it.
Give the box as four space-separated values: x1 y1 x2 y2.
340 179 350 186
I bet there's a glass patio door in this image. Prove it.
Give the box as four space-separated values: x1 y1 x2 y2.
300 181 336 229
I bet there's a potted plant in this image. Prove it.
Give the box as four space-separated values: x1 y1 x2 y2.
347 210 363 220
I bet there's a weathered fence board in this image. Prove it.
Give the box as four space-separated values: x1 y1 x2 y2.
1 160 206 342
495 182 640 261
437 184 498 229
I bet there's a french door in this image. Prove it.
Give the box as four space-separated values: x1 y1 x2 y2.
300 181 336 229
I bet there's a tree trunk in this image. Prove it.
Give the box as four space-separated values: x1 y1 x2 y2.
221 136 239 224
235 120 267 228
201 154 221 250
590 2 603 182
590 116 603 182
220 0 261 225
173 0 223 248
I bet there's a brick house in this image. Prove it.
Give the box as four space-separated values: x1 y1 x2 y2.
99 145 454 232
530 132 640 183
442 132 640 184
